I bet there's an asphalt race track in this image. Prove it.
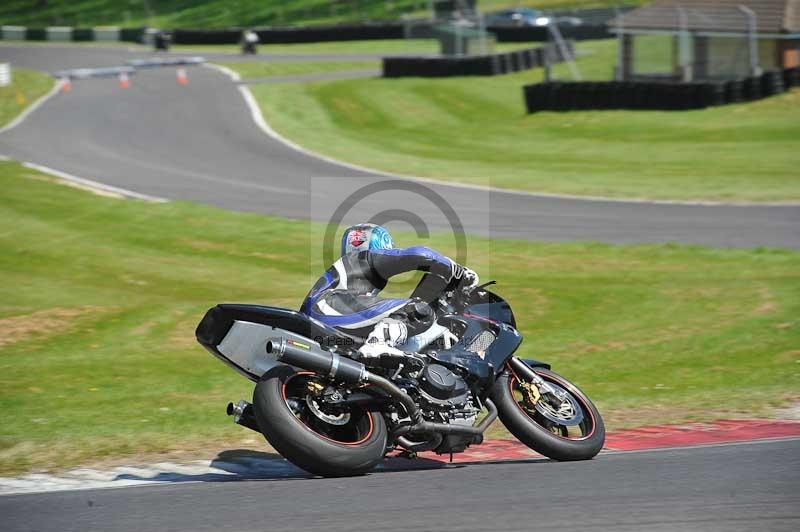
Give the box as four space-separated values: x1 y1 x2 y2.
2 439 798 532
1 44 799 248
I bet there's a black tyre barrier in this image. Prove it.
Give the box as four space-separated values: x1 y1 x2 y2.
172 28 241 45
382 43 564 78
488 24 610 43
119 27 145 42
256 23 403 44
25 28 46 41
489 26 548 43
523 79 765 113
760 70 785 97
725 79 744 103
782 67 798 88
741 76 762 100
72 28 94 41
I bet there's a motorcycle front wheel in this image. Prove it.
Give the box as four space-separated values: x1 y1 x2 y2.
253 365 387 477
492 362 605 461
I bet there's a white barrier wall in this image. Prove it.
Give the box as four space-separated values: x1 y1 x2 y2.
46 26 73 41
0 63 11 87
1 26 26 40
93 27 120 41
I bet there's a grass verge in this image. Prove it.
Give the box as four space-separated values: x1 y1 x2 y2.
1 159 798 474
246 39 800 202
0 67 54 128
221 60 379 79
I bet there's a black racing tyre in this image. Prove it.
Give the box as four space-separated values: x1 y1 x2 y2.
492 364 605 461
253 365 387 477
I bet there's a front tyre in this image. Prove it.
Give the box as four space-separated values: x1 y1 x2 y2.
492 364 605 461
253 365 387 477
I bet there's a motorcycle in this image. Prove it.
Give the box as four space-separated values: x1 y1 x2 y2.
195 281 605 477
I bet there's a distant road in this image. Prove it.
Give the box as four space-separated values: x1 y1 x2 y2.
1 44 798 248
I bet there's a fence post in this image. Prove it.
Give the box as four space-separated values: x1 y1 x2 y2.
677 6 692 81
738 5 762 77
614 6 624 81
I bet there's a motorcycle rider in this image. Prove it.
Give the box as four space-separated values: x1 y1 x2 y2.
300 223 478 359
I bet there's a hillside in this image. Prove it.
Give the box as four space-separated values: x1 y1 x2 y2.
0 1 640 28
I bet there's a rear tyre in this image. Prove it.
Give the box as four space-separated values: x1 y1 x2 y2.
492 365 605 461
253 365 387 477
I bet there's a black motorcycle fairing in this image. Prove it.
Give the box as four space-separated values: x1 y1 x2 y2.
195 304 361 353
463 288 516 328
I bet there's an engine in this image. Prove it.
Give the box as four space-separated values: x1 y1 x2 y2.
415 363 478 425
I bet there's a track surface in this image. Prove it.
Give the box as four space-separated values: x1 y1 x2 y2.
2 44 799 247
2 439 798 532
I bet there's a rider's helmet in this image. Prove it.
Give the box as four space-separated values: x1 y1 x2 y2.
341 223 394 256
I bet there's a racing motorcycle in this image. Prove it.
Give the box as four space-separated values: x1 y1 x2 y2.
195 281 605 477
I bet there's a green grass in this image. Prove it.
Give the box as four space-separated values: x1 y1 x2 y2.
1 159 799 474
0 67 53 127
222 60 379 79
0 0 642 28
245 38 800 202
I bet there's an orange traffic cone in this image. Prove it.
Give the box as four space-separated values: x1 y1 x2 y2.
60 78 72 93
176 67 188 85
118 71 130 89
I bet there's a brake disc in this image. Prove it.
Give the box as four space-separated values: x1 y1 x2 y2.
532 381 584 427
305 396 351 426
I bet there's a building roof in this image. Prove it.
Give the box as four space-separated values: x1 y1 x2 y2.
609 0 800 33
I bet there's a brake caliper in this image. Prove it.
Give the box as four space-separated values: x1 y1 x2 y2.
519 381 541 410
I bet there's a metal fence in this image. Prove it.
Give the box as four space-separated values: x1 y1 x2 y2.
610 4 779 81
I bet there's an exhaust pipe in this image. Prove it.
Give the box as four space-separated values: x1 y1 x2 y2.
267 337 366 384
226 399 260 433
267 337 422 423
391 398 498 440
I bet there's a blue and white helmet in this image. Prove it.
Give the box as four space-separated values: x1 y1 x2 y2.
341 223 394 255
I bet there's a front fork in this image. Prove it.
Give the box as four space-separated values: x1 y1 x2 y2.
507 357 566 401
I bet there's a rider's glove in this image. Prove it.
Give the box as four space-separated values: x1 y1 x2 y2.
460 267 480 289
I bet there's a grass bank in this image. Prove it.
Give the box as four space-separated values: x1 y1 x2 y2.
1 160 798 474
244 39 800 202
222 60 379 80
0 67 53 127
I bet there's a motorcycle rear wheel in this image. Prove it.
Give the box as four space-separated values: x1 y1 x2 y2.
492 364 605 461
253 365 387 477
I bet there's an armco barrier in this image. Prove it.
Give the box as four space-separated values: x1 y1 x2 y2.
383 41 569 78
523 76 787 113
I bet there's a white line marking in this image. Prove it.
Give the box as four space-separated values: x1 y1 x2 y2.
0 78 64 135
205 63 800 207
22 161 169 203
